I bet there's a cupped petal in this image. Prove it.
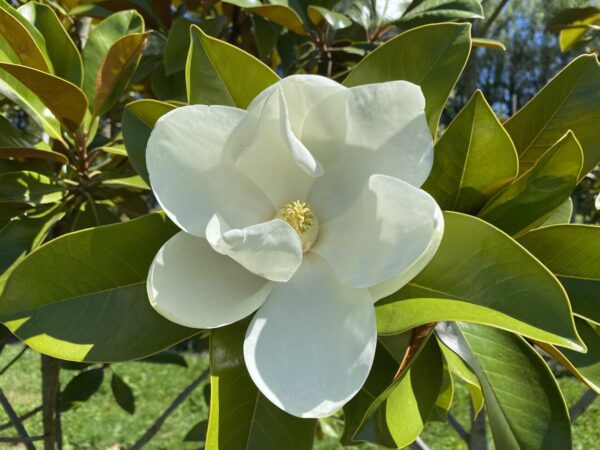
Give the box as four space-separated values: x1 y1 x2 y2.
244 253 376 418
302 81 434 222
226 88 321 207
246 74 345 136
206 214 303 282
148 231 273 329
147 105 274 236
312 174 444 290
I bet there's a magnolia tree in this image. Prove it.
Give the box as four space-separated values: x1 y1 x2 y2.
0 0 599 449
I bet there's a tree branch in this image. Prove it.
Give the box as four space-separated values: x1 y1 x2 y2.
0 345 27 376
448 412 470 442
0 388 35 450
0 405 42 432
569 389 597 422
478 0 510 37
130 369 209 449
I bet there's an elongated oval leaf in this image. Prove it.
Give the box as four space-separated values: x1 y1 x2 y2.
0 1 49 71
504 54 600 177
376 212 583 351
308 6 351 29
18 2 83 85
122 99 176 184
0 171 65 204
537 318 600 394
82 10 144 112
400 0 484 27
94 33 147 116
343 23 471 135
186 25 279 108
207 320 316 450
478 131 582 236
0 63 88 133
423 90 518 213
0 212 199 362
517 224 600 325
438 323 572 450
386 338 443 448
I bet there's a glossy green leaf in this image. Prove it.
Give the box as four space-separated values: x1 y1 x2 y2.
386 338 444 448
186 25 279 108
0 207 63 295
438 323 572 450
471 37 506 51
0 0 50 71
376 212 583 351
540 197 573 227
0 115 37 147
82 10 144 113
504 55 600 177
72 202 119 231
479 131 582 236
342 332 433 447
111 372 136 414
206 321 316 450
437 337 484 415
103 174 150 190
60 368 104 412
18 2 83 85
94 33 147 116
400 0 483 27
557 8 600 51
0 212 199 362
0 63 88 133
341 342 399 447
164 17 193 75
223 0 307 35
122 99 176 184
0 68 62 139
308 6 351 29
343 23 471 135
139 350 188 368
0 171 65 204
431 361 454 420
517 224 600 325
422 90 518 213
539 318 600 394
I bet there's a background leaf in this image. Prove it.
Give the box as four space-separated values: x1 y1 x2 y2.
0 212 199 362
186 25 279 108
343 22 471 135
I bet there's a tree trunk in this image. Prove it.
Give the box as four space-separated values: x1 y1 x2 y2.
41 355 61 450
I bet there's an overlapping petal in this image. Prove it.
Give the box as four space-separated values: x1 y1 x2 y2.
312 174 444 290
148 232 273 328
244 253 376 418
302 81 434 222
206 214 303 282
146 105 274 236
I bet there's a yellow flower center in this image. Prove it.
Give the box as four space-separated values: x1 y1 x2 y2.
278 200 319 252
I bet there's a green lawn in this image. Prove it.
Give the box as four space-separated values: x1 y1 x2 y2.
0 343 597 449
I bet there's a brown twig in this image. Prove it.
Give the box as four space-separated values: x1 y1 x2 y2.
41 355 61 450
129 369 209 449
0 388 35 450
393 323 436 381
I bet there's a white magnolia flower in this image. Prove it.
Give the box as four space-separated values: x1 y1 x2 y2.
146 75 444 418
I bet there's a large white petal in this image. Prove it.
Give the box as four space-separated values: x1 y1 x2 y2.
226 89 320 207
245 74 345 136
312 174 444 290
147 105 274 236
148 231 273 329
302 81 434 222
244 253 376 418
206 214 302 282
